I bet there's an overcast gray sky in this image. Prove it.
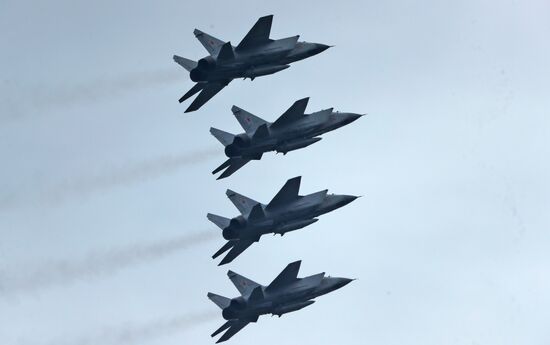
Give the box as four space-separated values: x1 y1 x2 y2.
1 0 549 344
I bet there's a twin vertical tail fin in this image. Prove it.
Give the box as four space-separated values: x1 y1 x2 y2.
207 292 231 309
173 55 197 71
210 127 235 147
194 29 226 56
207 213 231 230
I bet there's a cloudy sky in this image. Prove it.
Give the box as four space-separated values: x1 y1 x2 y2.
1 0 549 344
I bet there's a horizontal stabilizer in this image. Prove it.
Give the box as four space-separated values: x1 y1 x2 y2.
213 241 234 259
173 55 197 71
185 82 228 113
231 105 269 135
207 213 231 230
216 320 250 343
219 240 254 266
216 158 250 180
212 321 232 338
210 127 235 147
266 260 301 292
194 29 225 56
227 268 261 295
267 176 302 210
179 83 204 103
207 292 231 309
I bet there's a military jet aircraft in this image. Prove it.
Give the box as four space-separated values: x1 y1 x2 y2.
208 260 354 343
173 15 331 112
208 176 359 265
210 97 363 179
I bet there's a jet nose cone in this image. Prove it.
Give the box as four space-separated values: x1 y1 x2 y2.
342 113 364 125
313 43 331 54
340 195 360 206
335 277 355 289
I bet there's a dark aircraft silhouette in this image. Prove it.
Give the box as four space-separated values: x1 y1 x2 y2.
173 15 331 112
210 97 363 179
208 260 354 343
208 176 359 265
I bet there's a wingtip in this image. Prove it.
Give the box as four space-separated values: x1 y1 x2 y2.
184 107 195 113
289 176 302 182
231 105 241 114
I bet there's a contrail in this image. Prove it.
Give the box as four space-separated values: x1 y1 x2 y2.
48 148 219 203
0 231 217 294
0 148 218 211
15 311 218 345
54 311 218 345
1 68 185 122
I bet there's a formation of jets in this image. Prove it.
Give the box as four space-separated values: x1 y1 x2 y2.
173 15 362 342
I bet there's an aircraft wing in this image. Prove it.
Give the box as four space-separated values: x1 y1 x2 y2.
185 81 229 113
271 97 309 129
219 240 254 266
266 260 301 292
216 320 250 343
214 158 251 180
266 176 302 210
236 15 273 50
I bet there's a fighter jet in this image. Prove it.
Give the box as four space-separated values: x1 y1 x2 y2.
208 176 359 265
208 260 354 343
210 97 364 179
173 15 331 112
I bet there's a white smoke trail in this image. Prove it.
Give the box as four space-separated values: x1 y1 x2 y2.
0 148 219 211
53 311 218 345
1 68 185 122
0 231 217 294
13 311 218 345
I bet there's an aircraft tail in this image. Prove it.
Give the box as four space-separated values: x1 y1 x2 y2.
207 292 231 309
207 213 231 230
194 29 225 56
173 55 197 71
210 127 235 147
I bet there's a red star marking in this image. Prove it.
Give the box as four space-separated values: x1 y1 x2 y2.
246 117 251 123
